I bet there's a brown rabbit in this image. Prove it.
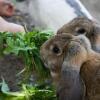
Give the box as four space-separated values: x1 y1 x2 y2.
57 17 100 53
40 33 100 100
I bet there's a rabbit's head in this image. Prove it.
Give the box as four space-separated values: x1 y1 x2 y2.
40 33 92 100
57 17 100 43
57 17 95 36
57 17 100 53
40 33 91 78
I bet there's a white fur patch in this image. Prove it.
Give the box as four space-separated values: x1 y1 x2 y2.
29 0 92 32
29 0 77 32
51 71 59 77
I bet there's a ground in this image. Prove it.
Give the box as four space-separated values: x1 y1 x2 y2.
0 55 24 91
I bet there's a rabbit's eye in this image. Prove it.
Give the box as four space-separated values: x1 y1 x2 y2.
52 46 60 54
77 28 86 34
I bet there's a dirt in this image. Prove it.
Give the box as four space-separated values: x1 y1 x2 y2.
0 55 24 91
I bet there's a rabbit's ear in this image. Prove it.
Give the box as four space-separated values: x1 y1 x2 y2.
56 41 87 100
61 39 88 71
57 65 84 100
57 56 84 100
89 23 100 52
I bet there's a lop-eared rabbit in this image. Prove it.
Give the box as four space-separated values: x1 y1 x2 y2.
40 33 100 100
57 17 100 53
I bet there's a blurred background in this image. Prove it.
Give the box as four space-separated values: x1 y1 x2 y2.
5 0 100 31
81 0 100 22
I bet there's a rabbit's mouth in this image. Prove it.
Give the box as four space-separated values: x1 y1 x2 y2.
43 61 48 68
41 55 61 72
41 55 52 69
41 55 48 68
